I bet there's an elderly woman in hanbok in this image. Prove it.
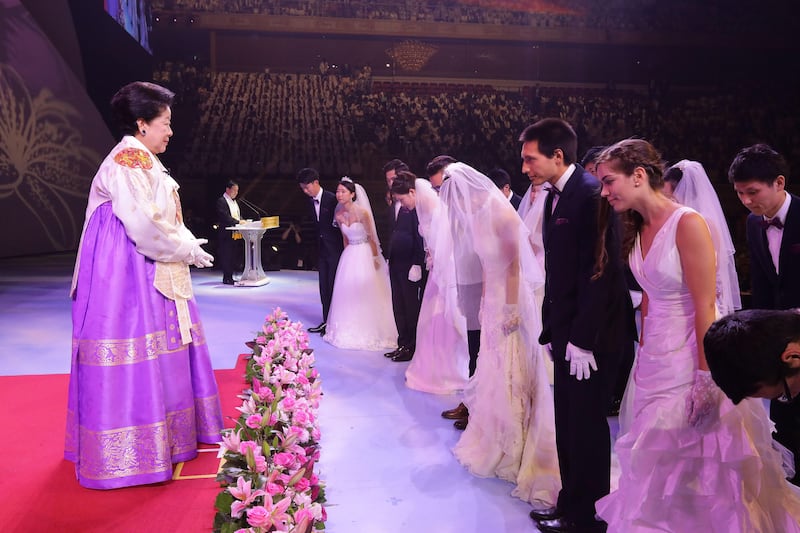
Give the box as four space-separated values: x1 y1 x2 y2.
66 82 223 489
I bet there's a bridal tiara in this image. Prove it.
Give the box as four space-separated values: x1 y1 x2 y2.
340 176 353 183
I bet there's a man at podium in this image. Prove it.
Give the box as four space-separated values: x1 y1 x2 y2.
216 180 241 285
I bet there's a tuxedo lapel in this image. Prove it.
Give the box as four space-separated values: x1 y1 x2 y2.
778 195 800 277
543 190 555 246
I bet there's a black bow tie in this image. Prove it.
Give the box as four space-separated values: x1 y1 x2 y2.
761 217 784 230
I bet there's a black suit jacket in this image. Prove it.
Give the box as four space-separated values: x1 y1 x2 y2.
312 190 344 261
747 193 800 309
388 205 425 270
510 191 522 211
541 165 635 353
216 196 239 237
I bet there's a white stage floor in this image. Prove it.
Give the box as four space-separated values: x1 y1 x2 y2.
0 253 622 532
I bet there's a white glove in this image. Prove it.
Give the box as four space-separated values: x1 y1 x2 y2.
501 304 521 336
408 264 422 282
189 239 214 268
686 370 722 430
565 342 597 380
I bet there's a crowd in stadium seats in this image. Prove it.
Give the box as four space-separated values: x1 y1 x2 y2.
155 61 800 191
153 0 791 33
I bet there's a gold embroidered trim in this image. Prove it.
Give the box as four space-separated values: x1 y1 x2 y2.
166 405 198 457
75 323 206 366
113 147 153 169
78 421 171 480
64 408 76 455
77 405 205 481
195 394 223 437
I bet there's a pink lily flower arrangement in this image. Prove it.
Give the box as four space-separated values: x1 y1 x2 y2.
214 308 326 533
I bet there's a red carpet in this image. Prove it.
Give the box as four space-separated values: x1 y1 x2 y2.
0 356 248 533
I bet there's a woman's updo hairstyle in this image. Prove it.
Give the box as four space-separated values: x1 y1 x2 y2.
110 81 174 136
338 176 356 200
596 138 666 260
596 139 665 191
390 170 418 196
663 165 684 189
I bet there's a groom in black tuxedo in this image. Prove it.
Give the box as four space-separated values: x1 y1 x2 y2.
297 168 343 335
383 159 425 362
729 143 800 485
521 119 635 533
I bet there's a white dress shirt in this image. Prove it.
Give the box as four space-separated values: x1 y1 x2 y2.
766 191 791 273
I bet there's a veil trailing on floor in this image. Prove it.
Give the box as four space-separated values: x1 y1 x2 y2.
438 162 560 506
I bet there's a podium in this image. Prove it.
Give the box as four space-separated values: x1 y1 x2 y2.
226 216 279 286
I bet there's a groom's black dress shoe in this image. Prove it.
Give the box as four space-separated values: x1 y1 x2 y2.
537 517 606 533
308 322 326 334
391 347 413 362
453 417 468 430
530 508 561 522
384 347 403 358
535 517 574 533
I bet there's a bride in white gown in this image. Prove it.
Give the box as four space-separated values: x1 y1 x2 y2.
594 139 800 532
439 162 560 508
323 178 397 351
390 173 469 394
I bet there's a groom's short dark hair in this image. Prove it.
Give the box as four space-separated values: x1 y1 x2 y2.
296 167 319 185
705 309 800 403
519 118 577 165
382 159 409 175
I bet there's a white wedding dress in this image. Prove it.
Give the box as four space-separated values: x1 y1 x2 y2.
596 207 800 531
442 163 560 508
405 179 469 394
323 222 397 351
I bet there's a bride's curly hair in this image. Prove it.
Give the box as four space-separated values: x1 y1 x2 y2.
594 139 665 275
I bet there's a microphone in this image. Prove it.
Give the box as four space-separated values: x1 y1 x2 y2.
238 197 268 216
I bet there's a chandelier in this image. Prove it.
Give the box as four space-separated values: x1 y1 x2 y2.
386 40 439 72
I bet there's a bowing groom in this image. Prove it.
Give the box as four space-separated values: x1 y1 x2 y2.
521 118 635 533
297 167 343 335
383 159 425 362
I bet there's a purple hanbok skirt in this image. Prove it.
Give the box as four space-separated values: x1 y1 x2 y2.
65 203 224 489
